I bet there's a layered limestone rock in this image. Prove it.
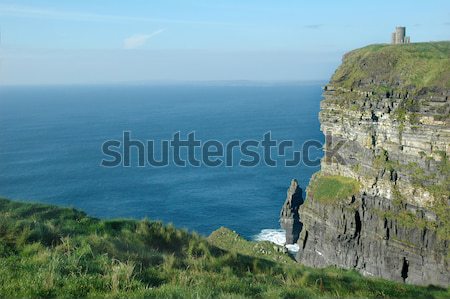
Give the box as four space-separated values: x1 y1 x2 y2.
280 179 303 244
292 42 450 286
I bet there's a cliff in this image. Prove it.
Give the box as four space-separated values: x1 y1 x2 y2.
294 42 450 286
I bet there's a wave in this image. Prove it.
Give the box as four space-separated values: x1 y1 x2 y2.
252 228 300 254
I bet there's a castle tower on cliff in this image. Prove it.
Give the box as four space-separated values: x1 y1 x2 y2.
391 26 410 44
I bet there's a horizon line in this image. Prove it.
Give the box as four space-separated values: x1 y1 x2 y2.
0 79 329 88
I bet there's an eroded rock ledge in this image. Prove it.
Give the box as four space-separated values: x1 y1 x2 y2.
287 42 450 287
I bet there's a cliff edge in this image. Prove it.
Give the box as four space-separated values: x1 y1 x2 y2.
294 42 450 286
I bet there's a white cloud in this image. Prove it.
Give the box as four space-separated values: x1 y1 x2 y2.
123 29 165 50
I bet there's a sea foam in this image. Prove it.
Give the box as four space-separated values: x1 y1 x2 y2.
253 228 300 254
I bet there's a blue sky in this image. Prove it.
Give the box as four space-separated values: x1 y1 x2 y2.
0 0 449 84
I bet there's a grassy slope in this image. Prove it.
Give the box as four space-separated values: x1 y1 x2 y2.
331 41 450 91
0 198 448 298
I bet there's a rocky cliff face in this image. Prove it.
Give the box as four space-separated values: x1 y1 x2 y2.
292 42 450 286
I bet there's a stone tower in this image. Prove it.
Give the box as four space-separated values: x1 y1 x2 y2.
395 26 405 44
391 26 410 44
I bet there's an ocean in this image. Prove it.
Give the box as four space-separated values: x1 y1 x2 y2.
0 83 323 242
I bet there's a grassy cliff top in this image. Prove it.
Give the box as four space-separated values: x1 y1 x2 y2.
331 41 450 92
1 197 448 298
307 174 360 204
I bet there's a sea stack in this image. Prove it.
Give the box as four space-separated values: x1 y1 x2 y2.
280 179 303 244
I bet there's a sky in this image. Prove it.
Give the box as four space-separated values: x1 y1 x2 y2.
0 0 449 85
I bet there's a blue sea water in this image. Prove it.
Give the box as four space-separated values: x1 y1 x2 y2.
0 83 323 239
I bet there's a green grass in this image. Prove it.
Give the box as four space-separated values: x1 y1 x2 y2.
208 227 294 264
308 174 360 203
0 197 448 298
332 41 450 92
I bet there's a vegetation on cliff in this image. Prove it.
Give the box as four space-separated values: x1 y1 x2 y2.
322 43 450 129
332 41 450 92
307 174 360 204
1 198 448 298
